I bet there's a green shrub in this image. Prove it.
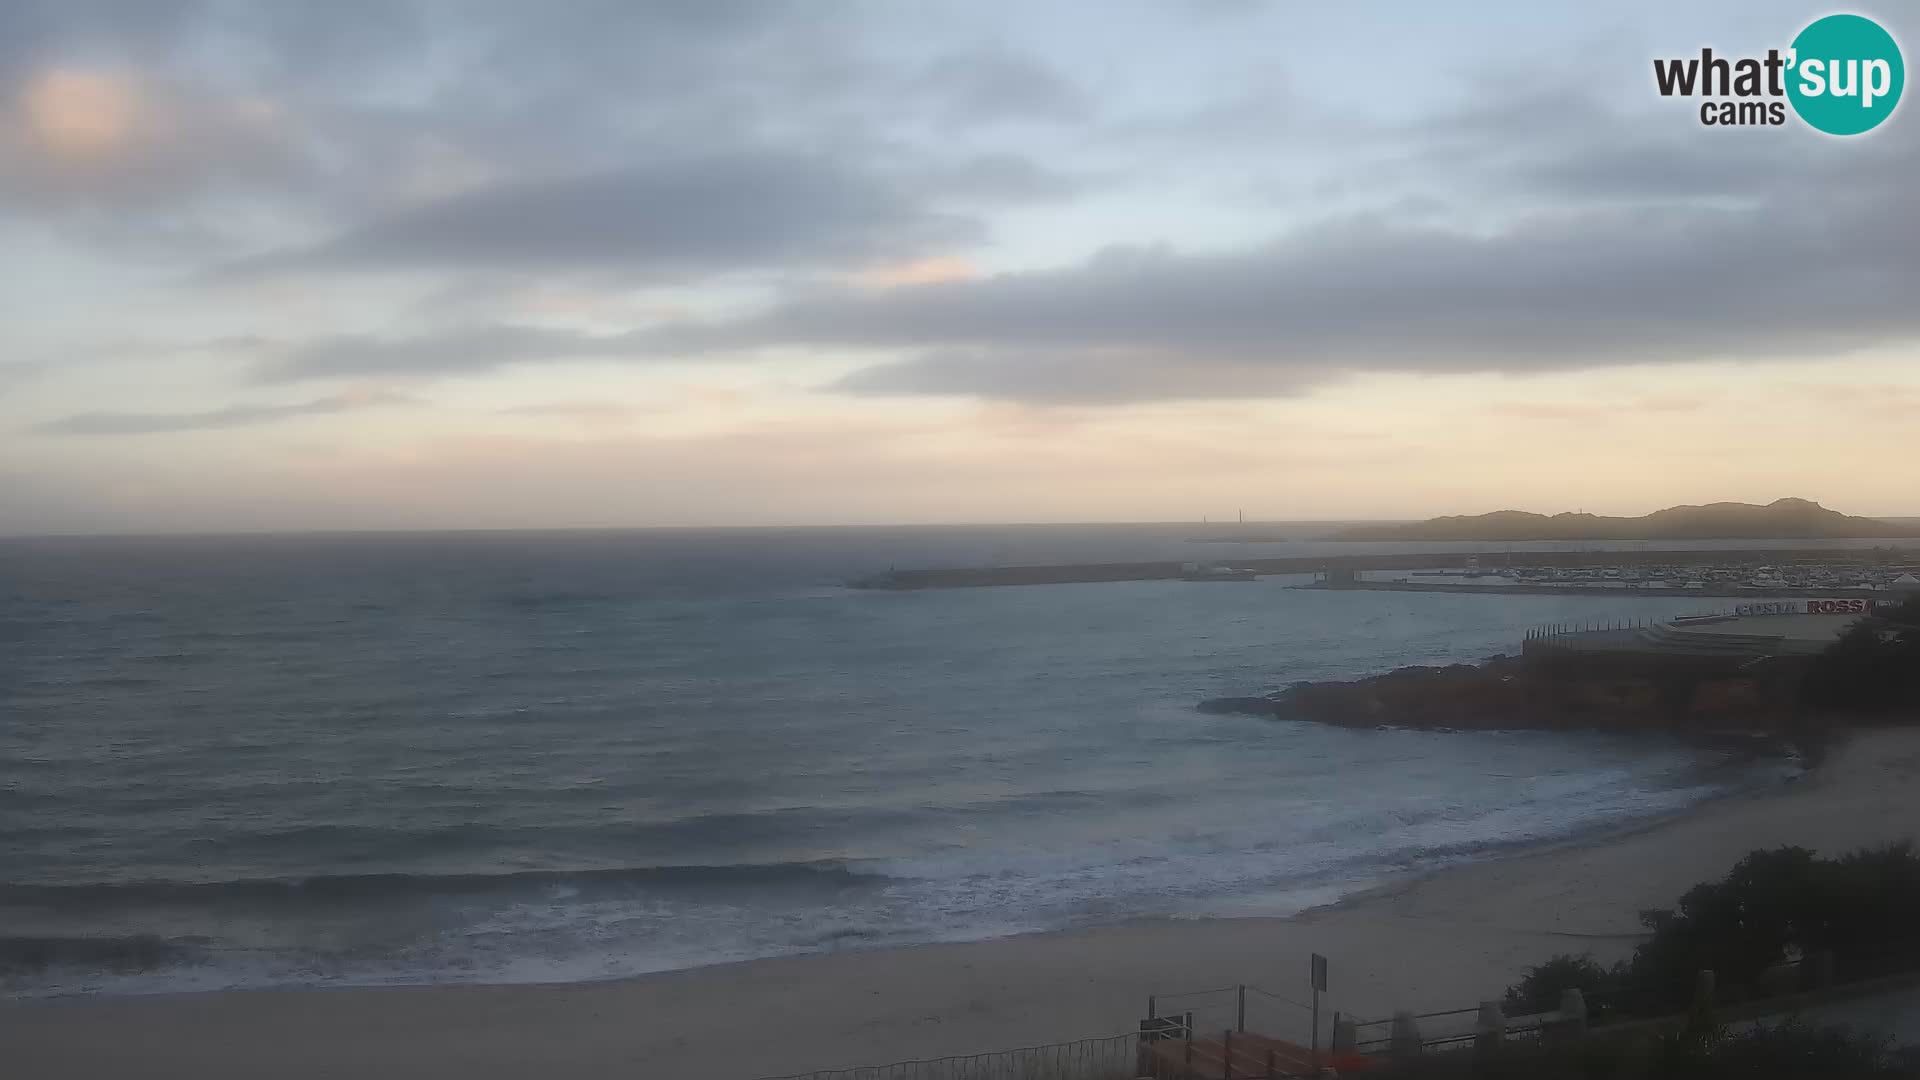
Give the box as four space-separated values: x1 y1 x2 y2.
1378 1020 1905 1079
1503 844 1920 1020
1690 1020 1900 1079
1799 610 1920 716
1503 953 1616 1016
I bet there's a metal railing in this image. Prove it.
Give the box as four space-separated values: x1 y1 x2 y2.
1349 1005 1482 1052
1144 983 1317 1047
1346 1002 1576 1055
1524 616 1667 641
752 1032 1139 1080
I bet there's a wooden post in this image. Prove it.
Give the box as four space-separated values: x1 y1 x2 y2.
1222 1029 1233 1079
1148 995 1157 1020
1236 984 1246 1033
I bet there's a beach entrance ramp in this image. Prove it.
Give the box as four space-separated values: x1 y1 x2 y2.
1140 1022 1317 1077
1138 982 1381 1078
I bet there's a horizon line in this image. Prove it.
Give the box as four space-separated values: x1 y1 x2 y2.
7 511 1920 543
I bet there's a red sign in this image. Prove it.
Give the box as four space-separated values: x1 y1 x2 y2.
1806 598 1869 614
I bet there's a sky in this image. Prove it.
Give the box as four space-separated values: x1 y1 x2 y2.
2 0 1917 534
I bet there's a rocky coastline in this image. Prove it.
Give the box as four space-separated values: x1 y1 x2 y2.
1199 652 1811 745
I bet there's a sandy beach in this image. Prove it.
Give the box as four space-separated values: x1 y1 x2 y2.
8 727 1920 1080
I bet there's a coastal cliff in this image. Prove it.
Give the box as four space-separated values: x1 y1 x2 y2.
1199 653 1806 735
1203 601 1918 739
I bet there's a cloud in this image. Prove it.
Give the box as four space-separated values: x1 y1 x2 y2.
0 362 43 391
0 0 423 86
233 150 982 275
0 65 308 214
832 347 1330 405
914 152 1089 204
498 400 644 428
254 326 655 383
617 107 1920 404
36 389 406 434
0 1 1071 251
18 68 136 160
848 256 980 290
243 91 1920 400
16 2 1920 414
1482 395 1706 422
914 48 1089 126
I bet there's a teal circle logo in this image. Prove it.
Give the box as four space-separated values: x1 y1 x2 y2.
1786 14 1904 135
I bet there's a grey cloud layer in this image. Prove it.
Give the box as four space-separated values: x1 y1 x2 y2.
804 196 1917 400
37 391 404 434
270 144 1912 403
16 2 1920 409
257 328 650 383
0 362 43 390
915 48 1090 126
4 0 1088 243
239 151 983 274
681 94 1920 402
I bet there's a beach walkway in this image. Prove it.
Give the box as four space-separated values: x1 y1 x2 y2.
1143 1029 1321 1078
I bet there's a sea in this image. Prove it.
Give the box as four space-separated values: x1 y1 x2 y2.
0 525 1827 998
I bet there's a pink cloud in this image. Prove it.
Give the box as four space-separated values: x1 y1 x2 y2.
848 255 979 289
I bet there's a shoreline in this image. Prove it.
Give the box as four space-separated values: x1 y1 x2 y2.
7 728 1918 1079
2 735 1793 1002
1304 760 1806 924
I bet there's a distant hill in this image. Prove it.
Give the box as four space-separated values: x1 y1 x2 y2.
1332 498 1918 542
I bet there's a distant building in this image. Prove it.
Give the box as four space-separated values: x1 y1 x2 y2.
1525 601 1872 667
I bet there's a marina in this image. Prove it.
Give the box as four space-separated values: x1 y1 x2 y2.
853 549 1920 595
1318 560 1920 598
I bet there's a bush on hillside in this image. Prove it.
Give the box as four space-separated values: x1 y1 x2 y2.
1799 605 1920 717
1377 1021 1907 1079
1502 953 1616 1016
1692 1021 1901 1080
1501 844 1920 1020
1876 596 1920 627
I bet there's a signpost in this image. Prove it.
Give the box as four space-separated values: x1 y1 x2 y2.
1310 953 1329 1063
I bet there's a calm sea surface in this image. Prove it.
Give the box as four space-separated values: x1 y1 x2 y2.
0 526 1815 995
